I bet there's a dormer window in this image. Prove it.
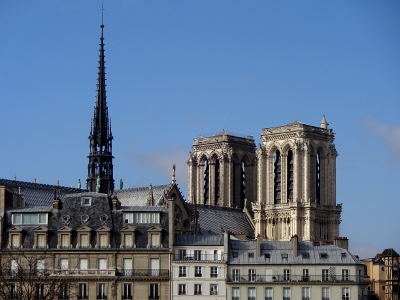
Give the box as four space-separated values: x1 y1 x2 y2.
57 226 72 249
123 212 160 224
33 226 48 249
147 226 162 249
12 213 47 225
95 226 111 249
81 197 92 206
120 225 136 248
77 226 92 249
320 253 328 258
341 252 347 258
248 252 254 258
282 254 288 259
264 253 271 259
8 227 23 249
302 252 310 259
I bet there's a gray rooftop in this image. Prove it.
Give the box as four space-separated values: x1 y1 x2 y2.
112 184 172 206
175 234 224 246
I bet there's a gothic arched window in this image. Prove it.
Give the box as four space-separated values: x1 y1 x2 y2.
203 159 209 205
287 149 294 201
316 151 321 204
240 160 246 207
214 159 220 205
274 150 281 204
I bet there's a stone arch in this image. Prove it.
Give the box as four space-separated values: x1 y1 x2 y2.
198 153 209 164
281 141 294 155
209 152 219 163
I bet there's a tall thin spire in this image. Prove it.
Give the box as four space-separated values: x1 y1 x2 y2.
86 16 115 195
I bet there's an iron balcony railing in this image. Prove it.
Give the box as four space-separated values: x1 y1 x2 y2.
173 254 225 261
119 269 169 277
227 274 370 284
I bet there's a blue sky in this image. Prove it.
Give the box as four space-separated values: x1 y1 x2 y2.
1 1 399 259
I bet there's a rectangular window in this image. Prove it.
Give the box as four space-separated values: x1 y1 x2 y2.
249 269 256 281
36 283 44 299
123 283 132 300
232 287 240 300
214 250 219 260
211 266 218 278
342 269 350 281
37 234 46 248
210 284 218 295
322 287 330 300
232 269 240 282
303 269 309 281
178 284 186 295
123 212 160 224
248 287 256 300
78 283 87 299
98 283 106 299
150 258 159 276
12 213 47 225
302 287 310 300
283 287 291 300
79 258 88 274
59 283 68 300
195 266 202 277
80 234 89 248
179 266 186 277
9 283 17 299
98 258 107 270
194 250 202 260
124 234 133 248
302 252 310 258
81 197 91 206
265 288 273 300
322 269 329 281
99 234 108 248
149 284 158 299
151 234 160 248
11 234 19 248
10 259 18 276
178 249 186 260
282 254 288 259
342 287 349 300
36 259 44 276
61 234 69 248
123 258 132 276
284 269 291 281
194 284 202 295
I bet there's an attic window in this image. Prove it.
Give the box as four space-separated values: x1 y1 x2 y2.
232 252 238 258
282 254 288 259
341 253 347 258
302 252 310 258
123 212 160 224
320 253 328 258
81 197 91 206
248 252 254 258
313 241 320 246
12 213 47 225
264 253 271 259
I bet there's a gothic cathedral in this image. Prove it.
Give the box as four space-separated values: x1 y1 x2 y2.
188 117 342 242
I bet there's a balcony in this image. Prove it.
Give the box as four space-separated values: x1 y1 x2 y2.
119 269 169 278
226 274 371 284
173 254 225 261
52 269 116 276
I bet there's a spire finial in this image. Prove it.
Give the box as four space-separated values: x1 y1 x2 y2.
101 2 105 28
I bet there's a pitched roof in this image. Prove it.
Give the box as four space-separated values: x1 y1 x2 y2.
0 178 85 207
175 234 224 246
113 184 172 206
188 204 254 237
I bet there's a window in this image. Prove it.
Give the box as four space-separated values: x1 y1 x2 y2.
194 250 202 260
10 259 18 276
178 284 186 295
214 250 219 261
195 266 202 277
283 287 291 300
341 252 347 258
79 232 90 248
36 283 44 299
149 284 158 299
313 241 320 246
123 258 132 276
248 252 254 258
79 259 88 274
342 269 350 281
122 283 132 300
36 233 46 249
179 266 186 277
98 234 108 248
97 283 106 299
249 269 256 281
320 253 328 258
248 287 256 300
322 269 329 281
302 287 310 300
60 234 69 248
303 269 309 281
150 258 159 276
81 197 91 206
284 269 291 281
232 287 240 300
12 213 47 225
302 252 310 258
149 232 161 248
36 259 44 276
123 212 160 224
59 283 68 300
282 254 288 259
274 150 282 204
178 249 186 260
194 284 202 295
232 251 238 258
120 225 136 248
322 287 330 300
210 284 218 295
342 287 349 300
10 233 20 248
211 266 218 278
265 288 273 300
98 258 107 273
264 253 271 259
9 283 17 299
78 283 88 299
232 269 240 282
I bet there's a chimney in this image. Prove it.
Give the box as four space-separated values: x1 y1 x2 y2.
291 234 299 257
223 231 230 260
256 234 262 257
111 195 121 210
334 237 349 250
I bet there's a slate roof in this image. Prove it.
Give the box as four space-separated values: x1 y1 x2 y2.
112 184 172 206
381 248 400 257
188 204 254 237
0 178 85 207
229 240 363 265
175 234 224 246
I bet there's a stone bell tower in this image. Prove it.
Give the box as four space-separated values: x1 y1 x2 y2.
187 130 257 209
253 117 342 241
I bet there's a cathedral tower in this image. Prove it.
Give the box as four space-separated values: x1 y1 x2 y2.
187 130 257 209
253 118 342 241
86 23 114 194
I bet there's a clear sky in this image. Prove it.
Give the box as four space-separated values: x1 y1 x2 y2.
1 1 399 259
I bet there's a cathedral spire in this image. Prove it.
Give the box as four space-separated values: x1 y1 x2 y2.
86 21 115 194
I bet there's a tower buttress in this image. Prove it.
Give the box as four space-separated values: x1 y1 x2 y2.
86 22 114 194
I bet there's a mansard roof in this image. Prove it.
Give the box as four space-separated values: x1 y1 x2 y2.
113 184 174 206
175 234 224 246
0 178 84 207
228 240 363 265
188 204 254 238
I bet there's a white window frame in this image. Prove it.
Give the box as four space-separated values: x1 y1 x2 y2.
322 287 330 300
211 266 218 278
179 266 186 277
210 284 218 295
342 269 350 281
81 197 92 206
232 269 240 282
12 213 48 225
178 284 186 295
194 284 202 295
265 287 273 300
195 266 202 277
284 269 291 281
